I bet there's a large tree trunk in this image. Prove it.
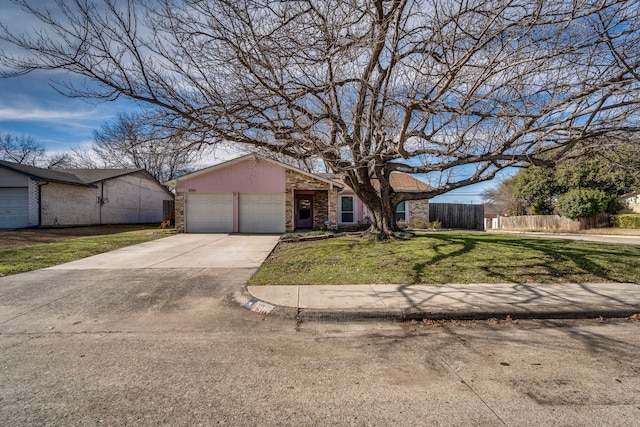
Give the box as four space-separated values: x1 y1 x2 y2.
367 202 399 235
346 171 400 236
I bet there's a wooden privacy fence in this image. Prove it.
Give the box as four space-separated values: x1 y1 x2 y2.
163 200 175 223
428 203 484 230
498 214 611 231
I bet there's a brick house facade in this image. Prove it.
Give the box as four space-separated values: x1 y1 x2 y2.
168 154 431 233
0 160 174 228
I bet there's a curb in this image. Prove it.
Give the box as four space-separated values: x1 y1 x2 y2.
296 306 640 322
237 285 640 322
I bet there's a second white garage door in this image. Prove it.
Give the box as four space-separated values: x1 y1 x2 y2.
239 193 285 233
185 193 233 233
0 187 29 229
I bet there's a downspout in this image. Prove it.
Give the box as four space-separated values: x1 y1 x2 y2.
100 182 104 225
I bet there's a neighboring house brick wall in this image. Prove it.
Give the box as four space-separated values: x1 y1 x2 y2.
28 179 39 226
41 174 171 226
41 183 98 226
409 199 429 221
101 173 171 223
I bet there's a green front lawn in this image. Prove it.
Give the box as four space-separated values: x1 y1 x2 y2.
0 229 172 277
249 231 640 285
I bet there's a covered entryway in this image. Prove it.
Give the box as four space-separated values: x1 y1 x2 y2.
0 187 29 229
239 193 285 233
185 193 233 233
295 194 313 229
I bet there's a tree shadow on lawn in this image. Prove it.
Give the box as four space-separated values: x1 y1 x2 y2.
408 233 639 284
492 237 636 283
409 234 478 284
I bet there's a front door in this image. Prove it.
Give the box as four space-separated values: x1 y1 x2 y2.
295 195 313 229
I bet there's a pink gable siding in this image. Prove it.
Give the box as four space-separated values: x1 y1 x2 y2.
177 159 286 193
357 198 367 222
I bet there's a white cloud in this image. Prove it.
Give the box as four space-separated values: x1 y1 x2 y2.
0 107 94 122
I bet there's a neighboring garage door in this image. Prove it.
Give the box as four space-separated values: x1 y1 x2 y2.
0 187 29 229
239 193 285 233
185 193 233 233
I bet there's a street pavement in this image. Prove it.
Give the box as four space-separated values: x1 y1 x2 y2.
1 233 640 425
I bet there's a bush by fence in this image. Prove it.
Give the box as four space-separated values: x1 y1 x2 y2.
611 214 640 229
498 214 611 231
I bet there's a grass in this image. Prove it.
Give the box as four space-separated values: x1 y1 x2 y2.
248 231 640 285
0 228 172 277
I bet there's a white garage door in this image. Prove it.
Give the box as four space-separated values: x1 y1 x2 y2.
0 187 29 229
239 193 285 233
185 193 233 233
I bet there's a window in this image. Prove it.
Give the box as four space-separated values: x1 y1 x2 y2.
340 196 354 223
395 201 406 222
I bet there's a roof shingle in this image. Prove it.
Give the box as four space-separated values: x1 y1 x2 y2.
0 160 143 187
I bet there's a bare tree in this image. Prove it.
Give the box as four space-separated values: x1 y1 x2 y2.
2 0 639 234
0 131 46 165
1 131 81 168
481 180 527 216
44 152 75 169
90 111 210 182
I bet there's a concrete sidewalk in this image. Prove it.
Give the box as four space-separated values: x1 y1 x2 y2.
247 282 640 321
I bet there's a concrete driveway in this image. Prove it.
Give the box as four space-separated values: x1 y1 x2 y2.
0 233 280 333
48 233 280 270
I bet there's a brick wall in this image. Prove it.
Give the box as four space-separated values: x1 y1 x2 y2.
312 190 328 229
285 170 336 231
28 179 39 226
101 173 172 223
409 199 429 221
41 183 98 226
41 173 173 226
175 192 185 232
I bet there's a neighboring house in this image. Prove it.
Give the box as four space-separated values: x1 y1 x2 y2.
483 203 503 229
619 190 640 214
0 160 174 229
165 154 431 233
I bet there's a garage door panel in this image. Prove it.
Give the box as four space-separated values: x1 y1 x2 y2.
0 187 29 229
185 193 233 233
239 193 285 233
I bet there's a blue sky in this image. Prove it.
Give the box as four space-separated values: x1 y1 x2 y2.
0 71 134 153
0 71 494 203
0 0 494 203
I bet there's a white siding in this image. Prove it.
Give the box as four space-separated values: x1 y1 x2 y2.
0 168 32 228
0 187 29 228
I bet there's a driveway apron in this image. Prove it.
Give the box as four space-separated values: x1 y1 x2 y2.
46 233 280 270
0 234 280 333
